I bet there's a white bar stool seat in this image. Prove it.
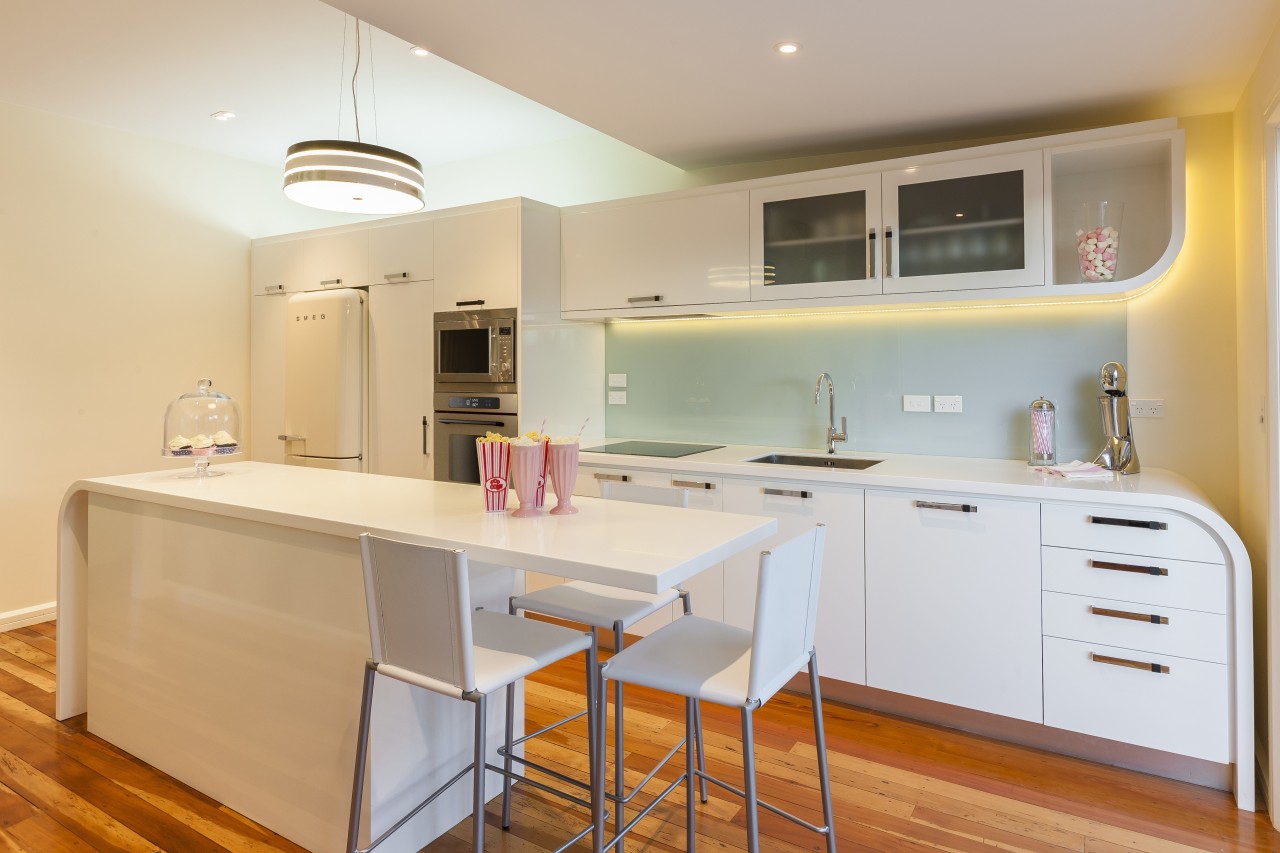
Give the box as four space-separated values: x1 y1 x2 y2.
597 525 836 853
513 582 681 629
347 533 604 853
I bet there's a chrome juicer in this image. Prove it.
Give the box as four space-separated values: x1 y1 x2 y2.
1093 361 1140 474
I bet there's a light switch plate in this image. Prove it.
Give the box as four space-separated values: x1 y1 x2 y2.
608 390 627 405
903 394 931 412
608 373 628 388
934 395 963 413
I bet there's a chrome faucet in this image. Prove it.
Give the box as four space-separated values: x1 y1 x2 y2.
814 372 848 454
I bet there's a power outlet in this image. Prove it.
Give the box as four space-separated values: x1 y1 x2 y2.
608 373 628 388
933 395 963 413
608 390 627 405
1131 398 1164 418
903 394 931 413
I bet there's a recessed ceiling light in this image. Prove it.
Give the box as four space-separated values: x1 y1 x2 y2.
410 46 430 56
210 110 236 121
774 42 800 55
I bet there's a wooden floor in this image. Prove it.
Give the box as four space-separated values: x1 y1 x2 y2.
0 622 1276 852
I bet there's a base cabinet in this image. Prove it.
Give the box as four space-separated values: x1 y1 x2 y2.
864 489 1042 722
721 479 865 685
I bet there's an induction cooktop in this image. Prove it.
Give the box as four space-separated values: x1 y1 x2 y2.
581 441 724 458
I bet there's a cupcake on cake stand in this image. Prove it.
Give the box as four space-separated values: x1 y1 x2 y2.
162 378 241 477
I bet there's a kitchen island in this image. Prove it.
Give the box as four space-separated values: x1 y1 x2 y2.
55 462 776 853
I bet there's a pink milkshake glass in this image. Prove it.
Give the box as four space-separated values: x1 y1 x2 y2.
509 442 543 517
548 439 580 515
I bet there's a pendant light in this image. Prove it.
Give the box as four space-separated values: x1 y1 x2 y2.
284 20 424 215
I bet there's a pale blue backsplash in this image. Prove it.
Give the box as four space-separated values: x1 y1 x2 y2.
603 303 1127 462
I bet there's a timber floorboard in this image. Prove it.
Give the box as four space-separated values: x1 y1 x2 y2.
0 622 1272 851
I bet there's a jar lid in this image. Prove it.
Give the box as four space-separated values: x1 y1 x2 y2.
1030 397 1055 412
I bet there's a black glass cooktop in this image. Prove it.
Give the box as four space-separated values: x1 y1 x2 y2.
582 441 723 458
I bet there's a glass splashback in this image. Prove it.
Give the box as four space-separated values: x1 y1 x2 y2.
762 190 868 285
897 171 1025 277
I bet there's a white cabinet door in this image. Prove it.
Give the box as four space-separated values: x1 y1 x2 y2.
864 489 1042 722
368 281 433 479
251 240 305 295
299 230 370 291
721 478 865 684
562 191 750 312
249 294 289 463
368 219 434 286
749 174 882 301
434 207 518 311
882 150 1044 294
668 475 724 623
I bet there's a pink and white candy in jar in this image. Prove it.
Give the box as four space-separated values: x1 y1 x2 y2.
1075 201 1123 283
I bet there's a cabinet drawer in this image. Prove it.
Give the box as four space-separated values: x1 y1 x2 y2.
1043 637 1228 762
1042 547 1226 614
1041 503 1222 564
1043 591 1227 664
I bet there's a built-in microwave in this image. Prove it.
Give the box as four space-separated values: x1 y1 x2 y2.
434 309 516 386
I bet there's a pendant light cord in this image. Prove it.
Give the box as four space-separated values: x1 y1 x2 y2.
351 20 363 143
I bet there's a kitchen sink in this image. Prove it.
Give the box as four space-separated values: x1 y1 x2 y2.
747 453 882 470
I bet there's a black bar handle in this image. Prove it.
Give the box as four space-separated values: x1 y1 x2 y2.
1089 515 1168 531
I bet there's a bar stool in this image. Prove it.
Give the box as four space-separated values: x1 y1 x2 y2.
598 525 836 853
503 482 707 849
347 533 605 853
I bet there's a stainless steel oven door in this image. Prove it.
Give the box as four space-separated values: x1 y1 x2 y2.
433 410 519 483
434 309 516 385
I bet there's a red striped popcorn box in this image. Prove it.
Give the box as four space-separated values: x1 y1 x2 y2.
476 437 511 512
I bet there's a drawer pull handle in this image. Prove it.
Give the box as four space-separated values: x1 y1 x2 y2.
867 228 877 279
1090 652 1170 674
384 272 410 281
594 473 632 483
628 295 664 304
1089 559 1169 577
1089 515 1168 531
422 417 429 455
1089 605 1169 625
455 299 486 307
320 278 343 287
763 488 812 499
915 500 978 514
672 479 716 490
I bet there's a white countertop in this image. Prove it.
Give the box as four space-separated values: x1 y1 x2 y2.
62 461 776 594
580 441 1226 517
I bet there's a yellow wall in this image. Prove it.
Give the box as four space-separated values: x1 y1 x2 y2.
1233 17 1280 819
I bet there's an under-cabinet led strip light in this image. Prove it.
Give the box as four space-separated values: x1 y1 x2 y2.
608 273 1169 325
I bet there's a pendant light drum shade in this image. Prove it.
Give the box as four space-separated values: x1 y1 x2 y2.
283 139 425 214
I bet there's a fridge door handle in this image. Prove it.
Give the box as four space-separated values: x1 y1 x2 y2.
278 434 305 441
422 417 430 455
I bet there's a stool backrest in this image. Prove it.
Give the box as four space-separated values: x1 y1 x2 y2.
747 524 827 703
602 481 690 508
359 533 476 696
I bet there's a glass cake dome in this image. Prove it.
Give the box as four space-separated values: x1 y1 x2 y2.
163 378 242 477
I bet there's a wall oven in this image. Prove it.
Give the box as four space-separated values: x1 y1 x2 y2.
433 391 519 484
434 308 516 386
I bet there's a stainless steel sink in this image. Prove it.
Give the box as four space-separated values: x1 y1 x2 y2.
747 453 882 470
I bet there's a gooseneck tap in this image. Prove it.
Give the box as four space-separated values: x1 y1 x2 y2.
814 372 848 454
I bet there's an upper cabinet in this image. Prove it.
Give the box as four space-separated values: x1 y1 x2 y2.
881 150 1043 294
561 120 1185 318
368 220 433 286
251 230 368 294
434 207 519 311
749 175 881 301
562 191 750 313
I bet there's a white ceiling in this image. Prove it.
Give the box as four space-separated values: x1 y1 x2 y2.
3 1 1279 175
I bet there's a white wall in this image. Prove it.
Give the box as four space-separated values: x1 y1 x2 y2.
0 100 357 624
1232 17 1280 821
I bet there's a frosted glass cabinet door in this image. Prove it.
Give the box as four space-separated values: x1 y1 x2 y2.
749 174 882 301
882 150 1044 294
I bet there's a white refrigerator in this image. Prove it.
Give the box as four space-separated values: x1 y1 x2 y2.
282 289 366 471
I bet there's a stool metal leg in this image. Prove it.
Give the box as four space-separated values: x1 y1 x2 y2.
473 695 487 852
808 651 838 853
346 662 377 853
501 681 515 830
741 706 760 853
587 641 605 853
685 696 697 852
677 591 709 803
612 622 625 853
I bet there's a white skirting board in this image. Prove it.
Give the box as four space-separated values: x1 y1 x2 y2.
0 602 55 632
